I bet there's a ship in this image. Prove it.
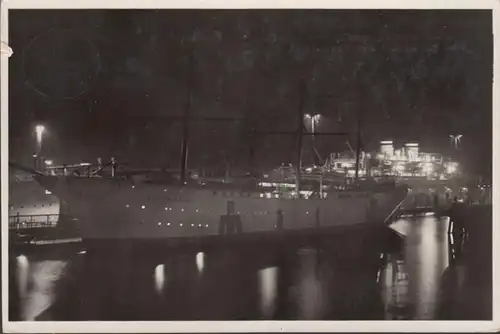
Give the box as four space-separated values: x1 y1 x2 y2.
31 164 407 242
28 127 406 245
8 168 60 229
18 74 408 245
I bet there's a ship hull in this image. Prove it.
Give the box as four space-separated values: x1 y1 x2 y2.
35 176 407 241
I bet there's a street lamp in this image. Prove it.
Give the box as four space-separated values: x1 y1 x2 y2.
304 114 321 134
449 134 462 150
35 124 45 152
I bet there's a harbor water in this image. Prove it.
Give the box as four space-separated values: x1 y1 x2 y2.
9 209 491 321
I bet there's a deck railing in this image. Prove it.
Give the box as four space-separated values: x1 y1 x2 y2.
8 214 59 230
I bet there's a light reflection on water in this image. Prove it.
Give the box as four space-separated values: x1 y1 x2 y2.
257 266 278 319
10 214 469 321
380 215 450 320
154 264 165 294
294 249 326 320
13 255 67 321
195 252 205 274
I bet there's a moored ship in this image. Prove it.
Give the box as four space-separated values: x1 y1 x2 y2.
33 166 407 241
24 76 408 244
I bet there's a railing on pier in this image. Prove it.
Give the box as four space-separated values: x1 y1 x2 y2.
8 214 59 230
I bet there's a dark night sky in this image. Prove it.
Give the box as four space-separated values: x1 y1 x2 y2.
8 10 493 176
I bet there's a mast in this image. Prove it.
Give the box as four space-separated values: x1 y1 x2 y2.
295 81 306 198
180 46 194 185
354 104 365 185
354 112 362 184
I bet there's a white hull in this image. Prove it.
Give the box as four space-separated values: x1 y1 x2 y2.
36 176 406 240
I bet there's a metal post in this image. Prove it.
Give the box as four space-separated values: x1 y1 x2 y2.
319 171 323 199
111 157 116 178
180 46 194 185
295 81 306 199
354 111 362 185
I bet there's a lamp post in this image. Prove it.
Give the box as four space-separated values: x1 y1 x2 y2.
34 125 45 171
304 113 321 137
449 134 462 150
35 125 45 153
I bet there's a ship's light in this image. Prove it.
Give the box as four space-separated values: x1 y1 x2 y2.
126 204 130 208
196 209 199 212
181 208 185 212
306 212 309 215
198 224 202 227
191 224 194 227
141 205 146 209
205 224 208 227
132 185 135 188
164 189 167 192
260 193 264 198
167 222 171 226
180 223 183 227
45 189 52 195
158 222 162 226
165 207 168 211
